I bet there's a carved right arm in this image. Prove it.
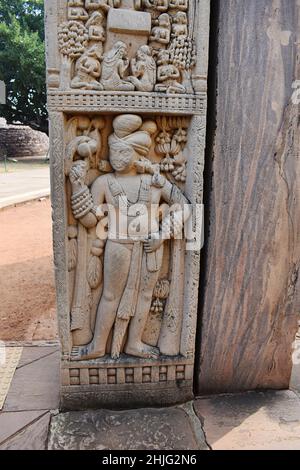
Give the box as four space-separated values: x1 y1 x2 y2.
70 164 106 229
118 58 130 78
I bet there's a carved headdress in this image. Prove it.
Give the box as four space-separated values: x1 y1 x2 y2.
103 41 127 64
109 115 155 170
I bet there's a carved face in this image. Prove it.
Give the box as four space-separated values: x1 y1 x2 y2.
86 44 102 59
88 11 104 26
158 13 170 27
110 147 136 173
137 46 150 61
157 50 169 65
119 45 128 59
175 12 187 24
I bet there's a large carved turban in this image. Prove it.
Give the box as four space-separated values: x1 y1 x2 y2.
109 115 153 158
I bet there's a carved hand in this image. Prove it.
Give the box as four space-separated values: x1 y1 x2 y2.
144 234 164 253
69 160 88 193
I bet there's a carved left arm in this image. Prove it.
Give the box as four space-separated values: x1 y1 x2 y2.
161 179 191 239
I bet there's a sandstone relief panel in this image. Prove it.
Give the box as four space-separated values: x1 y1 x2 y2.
45 0 210 408
50 0 196 94
65 113 190 362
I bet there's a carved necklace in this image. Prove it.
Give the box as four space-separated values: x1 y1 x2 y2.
108 175 151 208
115 175 143 205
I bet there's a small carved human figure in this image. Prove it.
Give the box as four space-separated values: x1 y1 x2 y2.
100 41 135 91
86 11 106 49
68 0 89 20
155 49 186 93
149 13 171 49
85 0 121 10
71 45 103 90
69 114 190 360
127 46 156 92
171 12 188 38
169 0 188 11
143 0 169 12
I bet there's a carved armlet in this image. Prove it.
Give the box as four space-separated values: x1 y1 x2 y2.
161 212 183 240
160 185 188 239
71 186 94 219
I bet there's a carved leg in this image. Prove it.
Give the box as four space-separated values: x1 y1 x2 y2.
72 241 132 361
116 81 135 91
125 246 164 359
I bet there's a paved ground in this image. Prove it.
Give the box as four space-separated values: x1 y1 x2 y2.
0 343 300 450
0 199 57 342
195 391 300 450
0 343 60 450
0 167 50 209
0 158 49 175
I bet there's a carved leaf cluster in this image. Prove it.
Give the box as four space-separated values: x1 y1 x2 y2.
58 21 89 58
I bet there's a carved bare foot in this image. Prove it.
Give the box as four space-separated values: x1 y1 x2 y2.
125 342 160 359
71 344 105 361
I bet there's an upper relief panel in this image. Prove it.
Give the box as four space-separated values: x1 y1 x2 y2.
47 0 198 97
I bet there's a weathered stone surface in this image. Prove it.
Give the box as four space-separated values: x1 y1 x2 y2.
196 0 300 394
0 413 50 450
195 391 300 450
48 407 204 450
3 350 60 412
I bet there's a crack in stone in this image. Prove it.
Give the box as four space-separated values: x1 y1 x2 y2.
178 401 211 450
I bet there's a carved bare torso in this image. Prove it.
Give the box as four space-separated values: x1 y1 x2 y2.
91 173 166 239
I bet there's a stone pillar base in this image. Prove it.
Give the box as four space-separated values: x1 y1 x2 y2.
61 356 193 409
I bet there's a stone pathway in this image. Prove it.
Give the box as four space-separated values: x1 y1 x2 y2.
1 343 300 450
0 168 50 209
0 343 60 450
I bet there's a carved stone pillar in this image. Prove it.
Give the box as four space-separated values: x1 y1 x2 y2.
45 0 210 409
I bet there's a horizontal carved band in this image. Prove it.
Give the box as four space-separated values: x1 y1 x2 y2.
47 91 206 115
62 360 193 386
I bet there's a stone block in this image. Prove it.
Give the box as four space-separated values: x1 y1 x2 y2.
48 407 202 450
195 391 300 450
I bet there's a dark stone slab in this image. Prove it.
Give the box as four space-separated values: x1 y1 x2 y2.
195 391 300 450
48 407 205 450
0 413 50 450
3 350 60 412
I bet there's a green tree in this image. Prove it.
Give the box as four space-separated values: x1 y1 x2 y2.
0 1 47 133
